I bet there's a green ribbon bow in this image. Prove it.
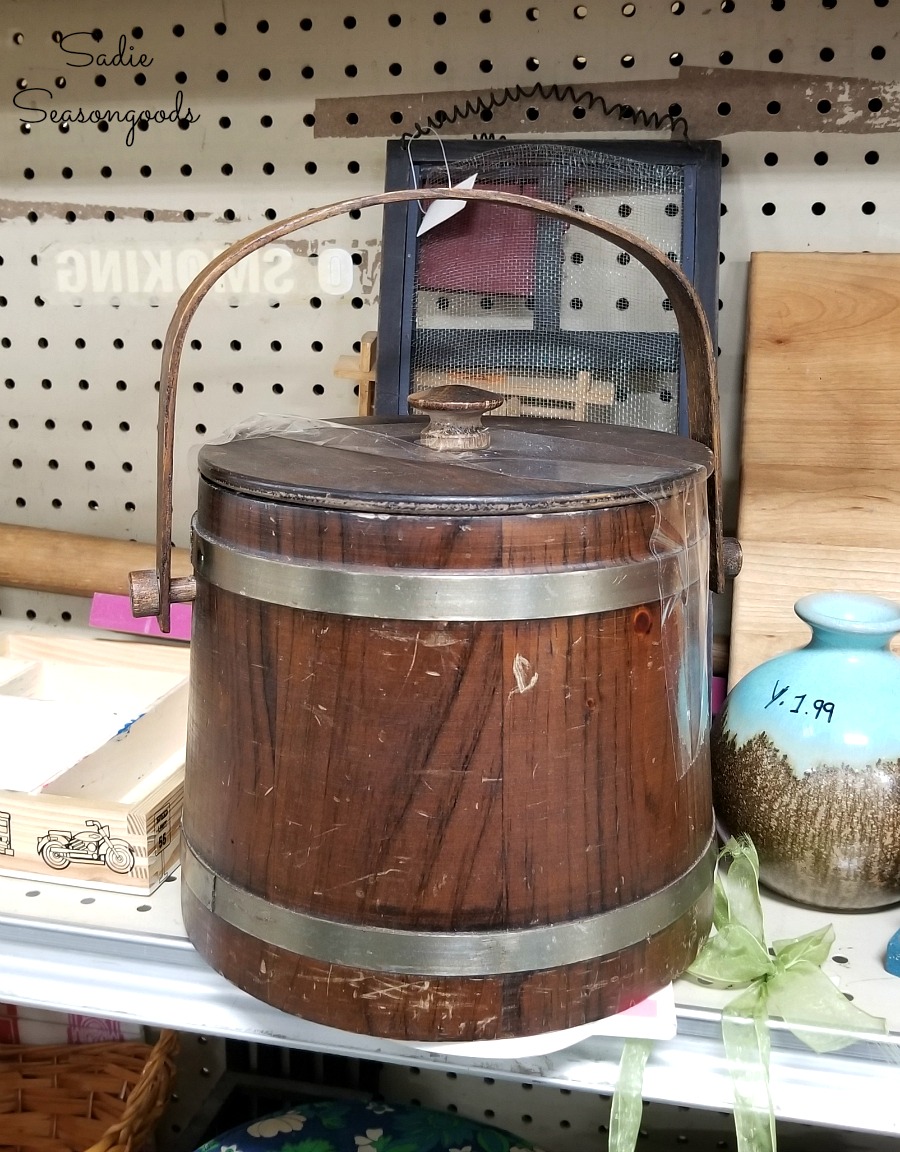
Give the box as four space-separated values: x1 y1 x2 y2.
686 835 888 1152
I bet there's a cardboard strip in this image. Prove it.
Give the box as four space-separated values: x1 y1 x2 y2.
314 67 899 140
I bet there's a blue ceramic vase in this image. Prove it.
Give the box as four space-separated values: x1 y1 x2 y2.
712 592 900 910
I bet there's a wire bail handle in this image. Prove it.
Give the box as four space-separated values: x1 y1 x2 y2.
128 187 734 632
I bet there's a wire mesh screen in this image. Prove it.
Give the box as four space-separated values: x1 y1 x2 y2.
411 143 686 435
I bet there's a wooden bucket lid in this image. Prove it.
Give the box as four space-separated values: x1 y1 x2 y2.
198 413 712 516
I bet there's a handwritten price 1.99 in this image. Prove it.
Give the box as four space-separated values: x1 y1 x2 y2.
764 681 835 723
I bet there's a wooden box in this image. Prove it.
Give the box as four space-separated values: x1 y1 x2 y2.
0 633 189 894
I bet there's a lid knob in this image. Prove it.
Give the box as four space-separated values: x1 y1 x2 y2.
407 384 504 452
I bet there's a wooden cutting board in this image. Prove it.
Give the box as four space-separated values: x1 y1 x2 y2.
729 252 900 687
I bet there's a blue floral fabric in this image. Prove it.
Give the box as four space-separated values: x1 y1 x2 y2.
195 1099 544 1152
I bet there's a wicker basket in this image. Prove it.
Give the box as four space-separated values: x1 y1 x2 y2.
0 1028 178 1152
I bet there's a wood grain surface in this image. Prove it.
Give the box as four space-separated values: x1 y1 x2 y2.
728 253 900 686
183 478 713 1040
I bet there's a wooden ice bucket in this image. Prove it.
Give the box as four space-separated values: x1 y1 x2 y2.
131 189 730 1042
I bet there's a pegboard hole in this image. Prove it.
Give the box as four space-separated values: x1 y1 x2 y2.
620 54 634 67
865 150 880 164
433 12 447 25
769 48 784 63
818 99 832 113
312 384 325 395
811 201 826 215
862 201 877 214
718 50 733 64
767 100 781 114
762 202 776 215
869 97 884 112
670 52 683 66
872 45 886 60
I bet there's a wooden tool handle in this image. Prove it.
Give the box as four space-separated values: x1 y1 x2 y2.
0 523 191 599
138 187 730 631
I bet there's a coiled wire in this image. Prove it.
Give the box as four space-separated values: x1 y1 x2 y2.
402 83 691 144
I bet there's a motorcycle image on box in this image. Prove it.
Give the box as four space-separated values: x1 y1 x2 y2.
36 819 136 874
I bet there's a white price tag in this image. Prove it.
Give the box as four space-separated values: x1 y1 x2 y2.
416 173 478 237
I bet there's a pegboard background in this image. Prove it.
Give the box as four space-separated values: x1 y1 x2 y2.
4 0 900 631
2 5 900 1140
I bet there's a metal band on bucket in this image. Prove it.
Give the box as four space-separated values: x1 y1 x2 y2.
182 834 715 977
192 525 705 621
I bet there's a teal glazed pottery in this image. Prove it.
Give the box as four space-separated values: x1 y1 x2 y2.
713 592 900 910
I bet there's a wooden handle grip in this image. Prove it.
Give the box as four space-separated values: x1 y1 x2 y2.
408 384 504 452
0 523 191 600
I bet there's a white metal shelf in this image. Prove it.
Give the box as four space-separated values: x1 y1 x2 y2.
1 867 898 1137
